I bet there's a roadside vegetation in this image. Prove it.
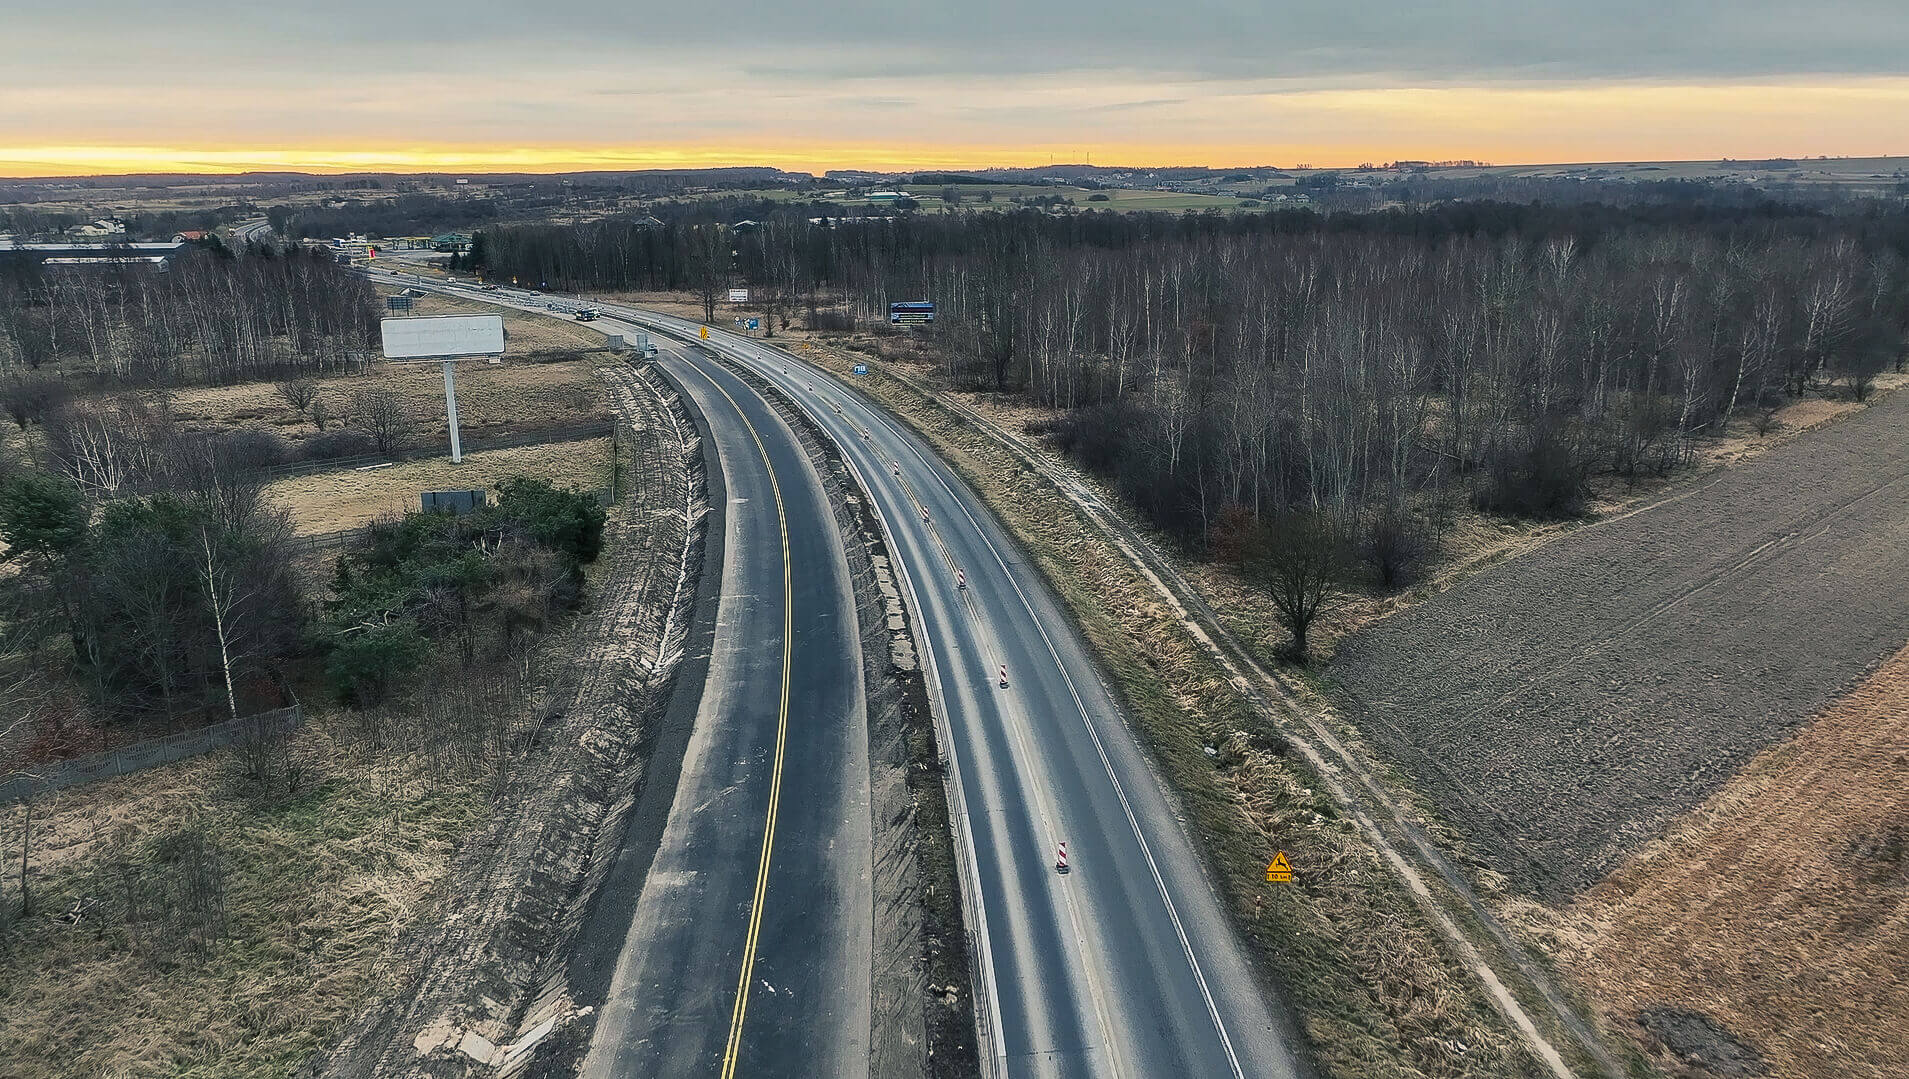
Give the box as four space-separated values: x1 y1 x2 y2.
524 196 1903 1074
789 342 1540 1077
0 471 610 1078
478 202 1908 659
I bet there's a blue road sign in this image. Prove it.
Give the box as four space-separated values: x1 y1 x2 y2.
888 300 936 325
747 318 760 331
852 364 869 375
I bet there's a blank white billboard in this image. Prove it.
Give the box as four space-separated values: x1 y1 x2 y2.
380 314 505 359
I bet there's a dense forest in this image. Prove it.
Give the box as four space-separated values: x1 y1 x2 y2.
481 204 1909 551
0 245 377 385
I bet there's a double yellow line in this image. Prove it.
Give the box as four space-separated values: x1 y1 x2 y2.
704 369 795 1079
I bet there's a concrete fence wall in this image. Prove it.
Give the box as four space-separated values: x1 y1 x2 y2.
0 704 304 804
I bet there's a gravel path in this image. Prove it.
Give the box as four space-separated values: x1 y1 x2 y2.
1334 389 1909 898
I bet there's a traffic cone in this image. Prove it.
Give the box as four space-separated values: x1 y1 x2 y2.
957 569 967 590
1056 841 1069 873
998 664 1009 687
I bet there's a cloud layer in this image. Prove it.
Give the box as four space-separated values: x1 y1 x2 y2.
5 2 1906 172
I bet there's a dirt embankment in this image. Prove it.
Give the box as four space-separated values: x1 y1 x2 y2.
1543 643 1909 1079
1331 384 1909 898
312 360 706 1077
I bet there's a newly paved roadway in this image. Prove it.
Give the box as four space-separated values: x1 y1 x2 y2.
364 267 1308 1078
595 308 1309 1079
569 342 874 1078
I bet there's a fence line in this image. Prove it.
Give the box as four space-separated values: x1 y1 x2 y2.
252 422 614 480
1 704 304 804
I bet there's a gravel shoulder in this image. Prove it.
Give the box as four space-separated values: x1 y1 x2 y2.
1332 384 1909 898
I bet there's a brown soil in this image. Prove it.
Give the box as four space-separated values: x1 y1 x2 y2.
1543 644 1909 1079
1330 383 1909 898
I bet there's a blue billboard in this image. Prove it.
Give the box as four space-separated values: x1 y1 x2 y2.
888 300 936 325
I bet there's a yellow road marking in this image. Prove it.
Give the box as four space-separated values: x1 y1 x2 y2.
699 364 794 1079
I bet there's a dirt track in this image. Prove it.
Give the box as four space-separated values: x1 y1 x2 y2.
1332 387 1909 898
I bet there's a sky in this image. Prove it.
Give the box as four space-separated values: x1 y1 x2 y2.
3 1 1907 176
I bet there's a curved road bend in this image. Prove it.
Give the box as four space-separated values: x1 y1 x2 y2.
605 309 1309 1079
571 343 874 1079
360 267 1309 1078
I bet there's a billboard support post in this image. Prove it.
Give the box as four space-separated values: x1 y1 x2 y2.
442 359 463 463
379 314 505 464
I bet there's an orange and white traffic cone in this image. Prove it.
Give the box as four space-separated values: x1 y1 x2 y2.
1056 841 1069 873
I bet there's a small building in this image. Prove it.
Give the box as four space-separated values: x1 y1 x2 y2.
172 230 209 242
432 232 471 252
67 219 127 238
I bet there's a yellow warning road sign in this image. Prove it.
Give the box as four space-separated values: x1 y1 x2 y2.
700 325 710 340
1266 851 1293 883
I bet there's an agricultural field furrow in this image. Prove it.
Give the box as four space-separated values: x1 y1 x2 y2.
1333 387 1909 898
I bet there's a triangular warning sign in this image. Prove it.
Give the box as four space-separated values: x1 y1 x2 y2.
1265 851 1293 883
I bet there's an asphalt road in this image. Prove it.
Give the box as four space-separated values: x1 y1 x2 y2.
596 310 1309 1079
362 267 1308 1078
569 343 874 1079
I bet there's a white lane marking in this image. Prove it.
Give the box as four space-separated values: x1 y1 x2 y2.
722 328 1248 1079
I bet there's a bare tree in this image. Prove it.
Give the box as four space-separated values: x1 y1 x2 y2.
350 386 404 454
688 224 730 325
277 377 319 416
1245 511 1350 662
307 393 334 432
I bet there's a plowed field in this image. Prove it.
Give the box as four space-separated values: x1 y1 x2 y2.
1333 387 1909 897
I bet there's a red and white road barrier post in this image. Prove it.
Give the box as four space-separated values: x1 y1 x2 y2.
956 569 967 590
998 664 1009 687
1056 841 1069 873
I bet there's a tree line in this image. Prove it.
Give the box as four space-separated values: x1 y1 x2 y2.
0 245 377 387
0 449 606 757
478 202 1907 655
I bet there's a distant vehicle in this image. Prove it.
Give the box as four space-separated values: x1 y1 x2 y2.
575 307 600 321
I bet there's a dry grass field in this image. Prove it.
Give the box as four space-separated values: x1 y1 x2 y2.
1330 382 1909 899
0 727 493 1079
1527 644 1909 1078
264 436 612 535
163 356 611 452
